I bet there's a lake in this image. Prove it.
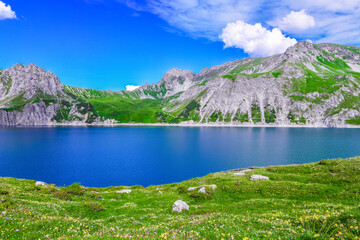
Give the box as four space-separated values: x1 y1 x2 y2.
0 126 360 187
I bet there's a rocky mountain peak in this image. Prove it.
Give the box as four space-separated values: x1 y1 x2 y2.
153 68 198 97
161 68 196 83
0 63 64 100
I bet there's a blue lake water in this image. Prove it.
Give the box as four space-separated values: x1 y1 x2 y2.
0 126 360 187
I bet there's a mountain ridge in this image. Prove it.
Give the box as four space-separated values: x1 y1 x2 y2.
1 41 360 127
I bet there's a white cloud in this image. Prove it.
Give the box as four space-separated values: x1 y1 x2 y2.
121 0 263 40
269 10 315 33
0 1 16 20
126 85 140 91
120 0 360 50
220 21 297 57
282 0 360 13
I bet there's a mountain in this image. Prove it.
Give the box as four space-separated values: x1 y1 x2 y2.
1 42 360 127
0 63 101 125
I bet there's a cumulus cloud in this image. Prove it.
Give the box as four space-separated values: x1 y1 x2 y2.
126 85 140 91
120 0 360 51
220 21 297 57
0 1 16 20
269 10 315 33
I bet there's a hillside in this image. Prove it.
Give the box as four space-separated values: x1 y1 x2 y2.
1 157 360 239
1 42 360 126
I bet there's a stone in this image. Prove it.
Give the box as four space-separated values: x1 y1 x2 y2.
198 187 206 193
116 189 132 194
187 187 198 191
234 172 245 176
35 181 47 186
172 200 189 213
250 175 269 181
234 169 253 175
203 184 217 190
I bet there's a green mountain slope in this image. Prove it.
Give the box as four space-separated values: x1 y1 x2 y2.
1 42 360 126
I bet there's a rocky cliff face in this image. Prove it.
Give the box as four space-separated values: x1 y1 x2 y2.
122 42 360 127
0 64 99 125
1 42 360 127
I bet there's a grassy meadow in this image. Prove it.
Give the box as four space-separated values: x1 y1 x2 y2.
0 157 360 239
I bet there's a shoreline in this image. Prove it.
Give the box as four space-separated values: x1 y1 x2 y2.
42 122 360 128
3 156 359 188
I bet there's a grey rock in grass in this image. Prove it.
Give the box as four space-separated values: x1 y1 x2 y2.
203 184 217 190
35 181 47 186
172 200 189 213
198 187 207 193
187 187 198 191
250 175 269 181
234 172 245 176
234 169 254 176
116 189 132 194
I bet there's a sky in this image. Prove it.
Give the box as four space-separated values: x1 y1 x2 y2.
0 0 359 90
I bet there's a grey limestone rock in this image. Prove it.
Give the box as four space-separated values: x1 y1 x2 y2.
172 200 189 213
116 189 132 194
35 181 47 186
250 175 269 181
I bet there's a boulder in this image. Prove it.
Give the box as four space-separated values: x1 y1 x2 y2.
35 181 47 186
116 189 132 194
172 200 189 213
198 187 206 193
250 175 269 181
187 187 198 191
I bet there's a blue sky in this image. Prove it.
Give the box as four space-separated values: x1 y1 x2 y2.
0 0 359 90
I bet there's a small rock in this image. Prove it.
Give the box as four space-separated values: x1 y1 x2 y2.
250 175 269 181
204 184 217 190
172 200 189 213
198 187 207 193
35 181 47 186
234 169 253 175
116 189 132 194
159 191 163 194
187 187 198 191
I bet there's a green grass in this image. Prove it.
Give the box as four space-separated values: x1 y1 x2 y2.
86 94 172 123
271 69 283 78
197 80 208 86
233 110 249 123
64 85 110 99
231 58 262 74
0 92 29 112
1 157 360 239
346 116 360 125
5 76 12 95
